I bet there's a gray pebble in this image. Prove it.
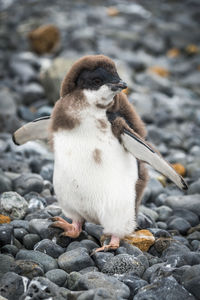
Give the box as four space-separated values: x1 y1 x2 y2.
45 269 68 286
168 217 191 234
34 239 65 258
0 191 28 219
23 233 41 250
13 173 44 196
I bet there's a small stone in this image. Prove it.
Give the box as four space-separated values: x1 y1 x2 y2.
84 222 103 241
10 260 44 279
137 212 156 229
13 227 28 242
168 217 191 234
45 269 68 286
16 250 58 272
28 218 61 240
0 272 26 300
139 205 159 221
107 7 120 17
23 233 41 250
171 163 186 176
0 192 28 220
28 25 60 54
102 254 147 277
0 224 13 247
124 229 155 251
1 245 19 257
0 254 14 279
156 205 173 222
79 266 99 275
148 66 170 77
187 179 200 195
165 195 200 217
187 231 200 241
34 239 65 258
13 173 44 196
157 221 167 229
119 274 148 298
58 247 94 273
185 44 199 54
167 48 180 58
173 208 199 227
10 220 29 231
0 214 11 224
0 172 12 194
92 252 114 271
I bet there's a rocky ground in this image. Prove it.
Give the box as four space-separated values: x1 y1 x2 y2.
0 0 200 299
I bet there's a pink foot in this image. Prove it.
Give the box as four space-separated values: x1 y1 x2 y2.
50 216 82 238
92 235 120 254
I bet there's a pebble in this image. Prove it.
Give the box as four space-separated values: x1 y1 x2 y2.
16 250 58 272
167 217 191 234
10 259 44 279
155 205 173 222
0 192 28 219
173 208 199 227
13 227 28 242
0 224 13 247
181 264 200 299
165 195 200 216
92 252 114 271
22 83 45 105
23 233 41 250
13 173 44 196
0 254 14 279
84 222 103 241
187 178 200 194
0 172 12 194
58 247 94 273
118 274 148 298
45 269 68 286
0 272 27 300
34 239 65 258
1 244 19 256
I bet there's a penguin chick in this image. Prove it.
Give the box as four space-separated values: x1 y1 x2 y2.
50 55 143 251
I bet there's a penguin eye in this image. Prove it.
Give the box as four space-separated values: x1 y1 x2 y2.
93 78 102 85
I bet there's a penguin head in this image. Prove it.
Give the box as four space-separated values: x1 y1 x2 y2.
60 55 127 108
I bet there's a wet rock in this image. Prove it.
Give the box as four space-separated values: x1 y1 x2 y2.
139 205 158 222
45 269 68 286
1 244 19 256
181 264 200 299
13 173 44 196
22 83 45 105
118 242 143 256
79 239 99 252
0 254 14 279
102 254 148 277
137 212 156 229
167 217 191 234
10 220 29 231
28 218 61 240
119 274 148 298
173 209 199 227
84 222 103 241
187 179 200 195
70 271 130 299
79 266 99 275
13 227 28 242
23 233 41 250
34 239 65 258
58 247 94 273
0 171 12 193
0 224 13 247
138 277 195 299
16 250 58 272
187 231 200 242
10 260 44 279
0 192 28 220
0 272 27 300
10 60 37 83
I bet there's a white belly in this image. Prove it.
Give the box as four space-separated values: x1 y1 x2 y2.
53 123 138 237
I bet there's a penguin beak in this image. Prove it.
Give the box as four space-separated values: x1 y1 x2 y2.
108 80 127 92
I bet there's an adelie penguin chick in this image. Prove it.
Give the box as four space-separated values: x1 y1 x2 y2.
13 55 188 252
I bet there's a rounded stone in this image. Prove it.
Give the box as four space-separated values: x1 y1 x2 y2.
168 217 191 234
34 239 65 258
13 173 44 196
45 269 68 286
23 233 41 250
10 259 44 279
0 192 28 220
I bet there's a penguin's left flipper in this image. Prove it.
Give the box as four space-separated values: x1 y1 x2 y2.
13 116 50 145
121 128 188 191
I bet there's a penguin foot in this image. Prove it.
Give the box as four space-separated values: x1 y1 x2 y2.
50 216 82 238
92 235 120 255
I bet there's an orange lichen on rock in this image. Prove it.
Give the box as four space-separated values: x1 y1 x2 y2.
124 229 155 251
28 24 60 54
171 163 186 177
107 7 120 17
167 48 180 58
185 44 199 54
148 66 170 77
0 214 11 224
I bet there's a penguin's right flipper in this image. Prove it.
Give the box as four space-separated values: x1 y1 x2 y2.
13 116 50 145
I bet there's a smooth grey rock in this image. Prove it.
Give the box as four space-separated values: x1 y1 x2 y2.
10 259 44 279
58 247 94 273
187 231 200 242
34 239 65 258
0 272 26 300
13 227 28 242
187 179 200 195
156 205 173 222
173 208 199 227
0 172 12 193
1 244 19 257
118 274 148 298
70 271 130 299
84 222 103 241
134 276 195 300
22 83 45 105
0 192 28 219
16 250 58 272
10 220 29 231
137 212 156 229
23 233 41 250
92 252 114 271
168 217 191 234
165 194 200 216
139 205 159 221
45 269 68 286
181 264 200 299
13 173 44 196
0 254 14 279
28 218 61 239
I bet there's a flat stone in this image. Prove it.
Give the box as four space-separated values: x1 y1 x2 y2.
0 192 28 220
124 229 155 251
58 247 94 273
16 250 58 272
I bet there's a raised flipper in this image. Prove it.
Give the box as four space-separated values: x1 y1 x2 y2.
122 128 188 191
13 116 50 145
